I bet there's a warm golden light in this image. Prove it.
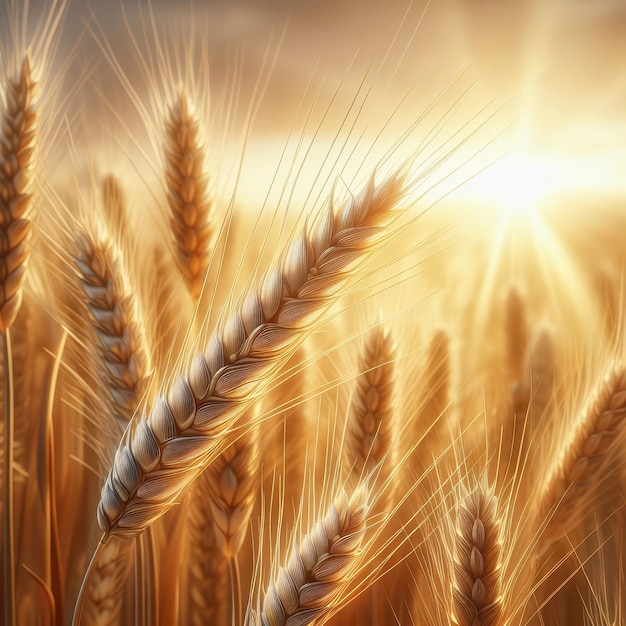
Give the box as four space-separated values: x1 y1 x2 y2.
463 152 562 217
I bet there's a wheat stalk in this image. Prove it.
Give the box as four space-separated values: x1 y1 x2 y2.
73 223 154 623
206 417 260 559
0 54 37 626
344 326 395 498
164 91 212 300
451 482 502 626
186 472 229 626
256 485 370 626
537 363 626 553
73 223 151 434
95 170 407 541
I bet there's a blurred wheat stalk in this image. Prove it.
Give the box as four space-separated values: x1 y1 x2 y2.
0 3 624 626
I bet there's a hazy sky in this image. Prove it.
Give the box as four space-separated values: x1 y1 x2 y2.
3 0 624 203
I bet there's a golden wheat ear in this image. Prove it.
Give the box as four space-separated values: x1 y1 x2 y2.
163 91 212 300
73 223 151 434
451 482 503 626
186 472 229 626
255 485 371 626
537 363 626 554
344 325 396 503
504 285 528 385
0 55 36 331
206 418 260 559
95 170 407 541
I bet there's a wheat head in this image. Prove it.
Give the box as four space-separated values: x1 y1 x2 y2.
73 223 151 433
451 482 502 626
164 91 212 300
83 536 133 626
538 363 626 553
0 56 36 332
96 170 406 540
505 285 527 384
206 418 260 558
344 326 395 495
257 485 370 626
186 472 229 626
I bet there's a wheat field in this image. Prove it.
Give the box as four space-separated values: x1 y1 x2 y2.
1 1 625 625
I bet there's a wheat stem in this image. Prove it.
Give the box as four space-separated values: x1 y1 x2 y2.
2 329 16 626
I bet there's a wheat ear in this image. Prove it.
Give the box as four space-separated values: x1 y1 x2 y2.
206 417 260 558
527 325 555 425
537 363 626 553
0 56 36 331
73 223 151 434
505 286 527 384
0 55 37 626
451 482 503 626
257 485 370 626
95 171 406 540
164 91 212 300
83 537 133 626
344 326 395 496
186 472 229 626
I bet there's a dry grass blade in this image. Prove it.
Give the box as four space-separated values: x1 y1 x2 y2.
0 56 36 332
257 485 370 626
164 91 212 300
206 419 260 559
538 363 626 553
451 482 502 626
344 326 395 496
73 223 151 433
186 472 229 626
96 170 406 540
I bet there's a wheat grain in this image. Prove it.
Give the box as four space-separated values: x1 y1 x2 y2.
73 223 151 434
164 91 212 300
256 485 370 626
344 326 395 495
451 482 502 626
96 170 407 540
538 363 626 553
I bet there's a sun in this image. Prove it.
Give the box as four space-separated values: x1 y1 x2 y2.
465 151 563 217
